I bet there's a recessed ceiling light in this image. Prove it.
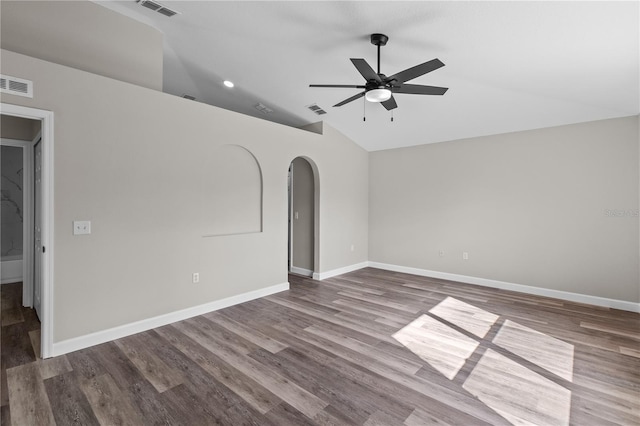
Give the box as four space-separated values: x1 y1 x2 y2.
223 80 234 88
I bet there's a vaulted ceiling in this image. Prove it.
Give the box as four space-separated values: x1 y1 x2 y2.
97 1 639 151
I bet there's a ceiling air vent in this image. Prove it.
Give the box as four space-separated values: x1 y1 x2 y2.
307 104 327 115
0 75 33 98
254 103 274 114
136 0 180 17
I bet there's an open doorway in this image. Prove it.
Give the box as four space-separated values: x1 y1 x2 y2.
1 115 41 366
288 157 318 277
1 104 54 359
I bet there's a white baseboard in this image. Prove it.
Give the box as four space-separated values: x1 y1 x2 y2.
290 266 313 277
1 258 23 284
313 261 369 281
52 282 290 357
49 261 639 357
368 262 640 313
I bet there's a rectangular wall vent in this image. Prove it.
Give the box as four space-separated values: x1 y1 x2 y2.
182 94 196 101
156 7 178 17
0 75 33 98
136 0 180 17
307 104 327 115
254 103 274 114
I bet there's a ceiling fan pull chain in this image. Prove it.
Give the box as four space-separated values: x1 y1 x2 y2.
363 96 366 121
391 110 394 122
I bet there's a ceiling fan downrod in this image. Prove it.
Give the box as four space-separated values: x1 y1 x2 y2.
370 33 388 76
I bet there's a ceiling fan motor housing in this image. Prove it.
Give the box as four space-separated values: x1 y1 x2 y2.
371 33 389 46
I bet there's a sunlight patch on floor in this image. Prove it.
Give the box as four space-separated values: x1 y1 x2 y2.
463 349 571 426
392 314 478 380
394 297 575 426
493 319 574 382
428 296 499 338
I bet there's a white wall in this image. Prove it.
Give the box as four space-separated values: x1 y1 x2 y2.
0 1 163 91
1 49 369 342
370 116 639 303
203 145 263 236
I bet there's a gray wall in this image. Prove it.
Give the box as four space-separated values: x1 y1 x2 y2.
1 116 40 260
1 49 369 342
370 116 639 303
1 115 40 141
1 1 163 91
0 115 40 257
291 157 315 272
1 146 23 258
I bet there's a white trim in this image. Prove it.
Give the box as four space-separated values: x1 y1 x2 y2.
313 261 369 281
0 104 55 358
368 261 640 313
23 132 39 306
288 161 294 272
23 137 34 306
52 282 290 357
1 258 23 284
0 74 34 98
290 266 313 277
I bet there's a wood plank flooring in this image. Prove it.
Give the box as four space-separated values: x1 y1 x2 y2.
2 269 639 425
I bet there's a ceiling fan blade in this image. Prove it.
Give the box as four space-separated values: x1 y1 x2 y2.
333 91 365 107
350 59 381 83
381 96 398 111
310 84 366 88
393 84 448 95
387 58 445 84
309 84 366 89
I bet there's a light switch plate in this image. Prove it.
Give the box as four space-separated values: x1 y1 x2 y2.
73 220 91 235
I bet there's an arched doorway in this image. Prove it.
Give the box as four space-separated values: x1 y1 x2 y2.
288 157 317 277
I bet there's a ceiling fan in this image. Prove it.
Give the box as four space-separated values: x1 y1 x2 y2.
310 33 448 111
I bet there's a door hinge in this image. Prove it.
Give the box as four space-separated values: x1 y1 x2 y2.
42 246 46 253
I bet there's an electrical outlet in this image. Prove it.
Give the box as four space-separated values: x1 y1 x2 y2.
351 244 355 252
463 252 469 260
192 272 200 283
438 249 445 257
73 220 91 235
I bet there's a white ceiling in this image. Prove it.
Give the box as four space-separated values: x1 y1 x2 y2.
96 1 639 151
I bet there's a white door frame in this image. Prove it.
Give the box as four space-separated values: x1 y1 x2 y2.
288 162 294 272
0 137 34 303
1 103 54 359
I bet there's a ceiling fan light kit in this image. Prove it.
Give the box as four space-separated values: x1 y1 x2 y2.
365 87 392 102
310 33 448 112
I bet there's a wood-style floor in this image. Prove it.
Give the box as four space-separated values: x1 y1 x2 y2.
1 269 639 425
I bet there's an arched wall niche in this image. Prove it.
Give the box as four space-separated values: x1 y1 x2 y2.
202 144 263 237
